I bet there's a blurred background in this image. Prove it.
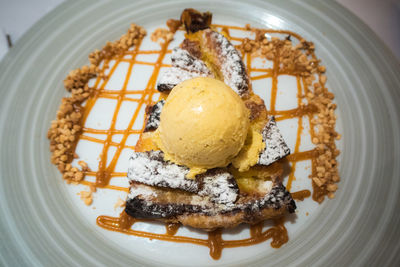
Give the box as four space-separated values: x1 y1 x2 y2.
0 0 399 60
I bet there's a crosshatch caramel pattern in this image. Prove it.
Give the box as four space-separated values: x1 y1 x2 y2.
49 22 340 260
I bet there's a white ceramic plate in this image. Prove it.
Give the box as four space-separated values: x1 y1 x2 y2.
0 1 399 266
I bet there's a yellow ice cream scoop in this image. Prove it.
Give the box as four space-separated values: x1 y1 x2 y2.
156 77 250 177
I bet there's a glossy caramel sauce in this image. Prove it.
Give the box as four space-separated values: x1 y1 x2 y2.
71 23 338 259
97 212 288 260
291 190 312 201
166 223 180 236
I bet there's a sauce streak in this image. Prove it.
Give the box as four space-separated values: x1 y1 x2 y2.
165 223 180 236
97 212 288 260
291 190 312 201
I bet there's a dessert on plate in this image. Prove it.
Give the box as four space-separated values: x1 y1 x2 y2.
48 8 341 260
126 9 294 230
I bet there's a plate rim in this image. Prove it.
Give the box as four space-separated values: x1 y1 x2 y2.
0 0 400 266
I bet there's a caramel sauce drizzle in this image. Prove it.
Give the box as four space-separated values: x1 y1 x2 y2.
97 212 288 260
165 223 180 236
291 190 312 201
71 23 336 259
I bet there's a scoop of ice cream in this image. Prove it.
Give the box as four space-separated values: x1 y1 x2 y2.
156 77 250 177
231 126 265 172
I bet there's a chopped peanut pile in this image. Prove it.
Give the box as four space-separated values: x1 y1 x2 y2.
240 30 321 77
79 190 93 206
150 28 174 45
306 73 340 202
89 24 147 66
48 24 146 184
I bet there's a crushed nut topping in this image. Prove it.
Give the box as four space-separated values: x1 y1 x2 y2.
89 24 146 65
150 28 174 45
79 190 93 206
48 24 146 184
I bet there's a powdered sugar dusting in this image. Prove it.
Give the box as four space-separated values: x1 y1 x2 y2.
157 47 213 92
128 150 197 191
171 47 212 75
157 30 250 96
127 183 295 217
258 116 291 165
127 151 239 204
128 184 157 200
157 67 212 91
198 171 238 204
205 30 249 97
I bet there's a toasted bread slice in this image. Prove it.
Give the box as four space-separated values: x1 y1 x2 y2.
144 100 165 132
126 181 295 230
157 48 214 92
179 8 249 96
187 29 250 97
157 30 249 96
128 151 239 204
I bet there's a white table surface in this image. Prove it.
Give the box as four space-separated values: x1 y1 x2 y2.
0 0 399 61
